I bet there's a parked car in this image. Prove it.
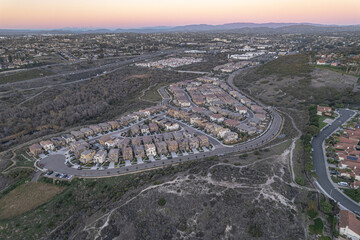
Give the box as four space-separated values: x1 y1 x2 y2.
338 182 348 187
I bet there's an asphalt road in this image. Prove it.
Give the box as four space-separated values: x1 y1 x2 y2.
312 108 360 212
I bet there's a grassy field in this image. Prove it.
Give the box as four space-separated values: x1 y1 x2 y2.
0 69 54 84
0 182 64 220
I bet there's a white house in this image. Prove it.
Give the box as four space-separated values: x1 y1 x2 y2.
94 150 107 164
39 140 55 151
145 144 157 156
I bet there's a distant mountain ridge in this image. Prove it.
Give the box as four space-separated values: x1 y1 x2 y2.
1 22 360 35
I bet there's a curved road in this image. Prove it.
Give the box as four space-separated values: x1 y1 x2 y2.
312 109 360 212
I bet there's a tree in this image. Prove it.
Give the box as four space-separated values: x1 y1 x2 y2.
305 125 320 136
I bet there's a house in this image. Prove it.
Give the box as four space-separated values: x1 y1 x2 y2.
339 210 360 240
149 122 159 133
164 121 180 131
198 135 210 148
99 123 111 132
94 150 107 164
145 144 157 156
98 135 111 146
80 128 94 136
117 138 130 149
210 114 224 123
130 125 140 136
218 128 231 138
108 149 119 162
62 134 75 144
50 137 65 148
224 132 238 143
108 121 121 130
235 105 247 114
140 125 150 134
236 124 257 135
122 147 133 160
89 125 102 134
188 137 199 149
131 137 141 146
70 140 89 158
177 138 190 151
80 150 96 164
163 133 173 141
189 115 200 125
104 138 119 148
154 135 164 142
173 132 183 141
29 143 43 156
134 145 145 158
317 105 332 116
167 140 178 152
156 141 168 155
224 119 240 128
142 136 153 145
254 113 266 121
71 131 85 140
40 140 55 151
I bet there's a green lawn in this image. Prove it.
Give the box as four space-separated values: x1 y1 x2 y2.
0 69 54 84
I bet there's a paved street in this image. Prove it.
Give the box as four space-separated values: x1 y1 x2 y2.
312 109 360 212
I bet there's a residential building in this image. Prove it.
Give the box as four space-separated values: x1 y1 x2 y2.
132 137 141 146
142 136 153 145
71 130 85 140
134 145 145 158
94 150 107 164
177 138 189 151
339 210 360 240
99 123 111 132
317 105 332 116
188 137 199 149
145 143 157 156
167 140 178 152
198 135 210 148
80 150 96 164
29 143 43 156
98 135 111 146
50 137 65 148
149 122 159 133
108 149 119 162
140 125 150 134
62 134 75 144
122 147 133 160
108 121 121 130
40 140 55 151
155 141 168 155
223 132 238 143
80 128 94 136
130 125 140 135
89 125 102 134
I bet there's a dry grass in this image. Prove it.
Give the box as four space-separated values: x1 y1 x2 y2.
0 182 64 220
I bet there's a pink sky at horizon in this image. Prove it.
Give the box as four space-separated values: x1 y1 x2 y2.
0 0 359 29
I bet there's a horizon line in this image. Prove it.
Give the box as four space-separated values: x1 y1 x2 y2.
1 21 360 31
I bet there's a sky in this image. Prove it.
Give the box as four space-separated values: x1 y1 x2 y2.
0 0 360 29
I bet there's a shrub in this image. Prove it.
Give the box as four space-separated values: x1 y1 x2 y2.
295 177 305 186
158 197 166 206
309 218 323 234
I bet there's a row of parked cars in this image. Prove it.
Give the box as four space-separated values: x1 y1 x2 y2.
45 170 73 180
